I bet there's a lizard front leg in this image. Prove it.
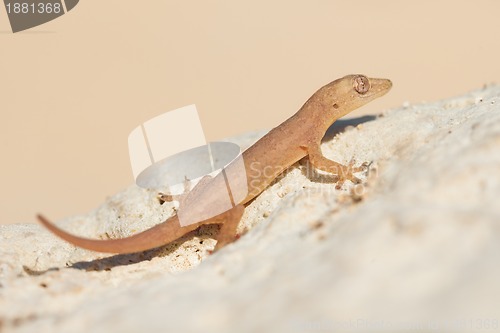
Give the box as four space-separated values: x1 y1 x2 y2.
306 143 368 189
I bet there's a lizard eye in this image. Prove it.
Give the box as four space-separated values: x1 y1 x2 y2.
353 75 370 94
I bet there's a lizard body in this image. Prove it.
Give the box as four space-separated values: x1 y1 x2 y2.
38 74 392 254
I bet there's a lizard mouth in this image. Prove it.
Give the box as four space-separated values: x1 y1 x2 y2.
366 78 393 98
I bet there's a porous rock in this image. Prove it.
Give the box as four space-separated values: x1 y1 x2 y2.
1 86 500 333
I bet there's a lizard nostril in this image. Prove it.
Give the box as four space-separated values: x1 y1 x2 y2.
333 103 339 109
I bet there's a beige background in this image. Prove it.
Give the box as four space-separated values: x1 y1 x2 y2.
1 1 499 224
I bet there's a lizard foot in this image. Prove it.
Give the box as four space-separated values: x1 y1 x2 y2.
335 159 368 189
157 176 192 205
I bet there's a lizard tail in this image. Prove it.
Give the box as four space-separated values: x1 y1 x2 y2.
37 214 198 254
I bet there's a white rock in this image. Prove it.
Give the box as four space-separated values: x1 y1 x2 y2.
1 87 500 333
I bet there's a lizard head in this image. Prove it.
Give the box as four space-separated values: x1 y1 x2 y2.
311 74 392 121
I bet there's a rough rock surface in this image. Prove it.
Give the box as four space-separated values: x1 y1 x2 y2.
1 86 500 333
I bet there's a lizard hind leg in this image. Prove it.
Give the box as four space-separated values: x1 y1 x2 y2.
158 176 193 205
213 204 245 252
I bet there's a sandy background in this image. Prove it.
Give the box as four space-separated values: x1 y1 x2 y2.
1 1 500 224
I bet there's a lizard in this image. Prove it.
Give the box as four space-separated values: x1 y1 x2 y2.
38 74 392 254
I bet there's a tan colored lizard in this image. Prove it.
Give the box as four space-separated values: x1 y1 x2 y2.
38 74 392 254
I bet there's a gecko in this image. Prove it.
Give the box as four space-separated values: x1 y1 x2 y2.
38 74 392 254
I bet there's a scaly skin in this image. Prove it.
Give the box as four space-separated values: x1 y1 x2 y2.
38 75 392 254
